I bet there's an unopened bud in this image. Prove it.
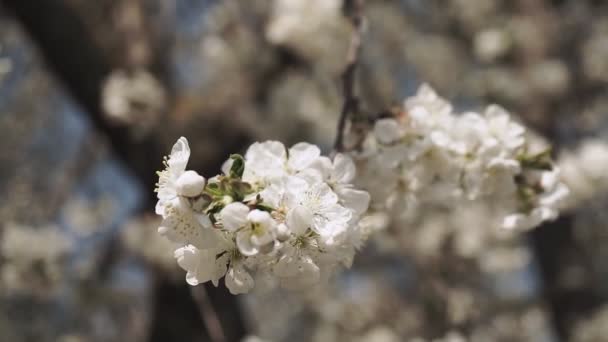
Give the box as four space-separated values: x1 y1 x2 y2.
176 171 206 197
276 223 290 242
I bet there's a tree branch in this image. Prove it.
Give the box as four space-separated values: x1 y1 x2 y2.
191 285 227 342
334 0 365 152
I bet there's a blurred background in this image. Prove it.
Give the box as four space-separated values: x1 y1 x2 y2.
1 0 608 341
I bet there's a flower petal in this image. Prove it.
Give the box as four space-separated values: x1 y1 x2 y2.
220 202 250 231
175 245 215 285
332 153 356 184
287 205 313 236
335 186 370 216
374 118 403 144
168 137 190 173
225 264 254 294
288 142 321 172
236 230 259 256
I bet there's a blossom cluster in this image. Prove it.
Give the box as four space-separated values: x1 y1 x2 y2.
351 84 568 232
558 138 608 209
155 138 370 294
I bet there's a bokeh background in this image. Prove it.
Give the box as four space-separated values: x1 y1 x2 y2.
1 0 608 341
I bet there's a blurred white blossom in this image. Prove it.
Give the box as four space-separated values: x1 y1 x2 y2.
351 84 568 233
558 138 608 209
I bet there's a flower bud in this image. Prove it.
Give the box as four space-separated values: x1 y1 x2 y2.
220 202 250 232
176 170 206 197
276 223 290 242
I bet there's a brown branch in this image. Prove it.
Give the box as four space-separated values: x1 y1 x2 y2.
334 0 365 152
190 285 227 342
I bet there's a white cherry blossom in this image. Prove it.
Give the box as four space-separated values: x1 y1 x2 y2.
158 197 218 250
352 84 568 235
236 210 278 256
155 137 371 294
156 137 191 214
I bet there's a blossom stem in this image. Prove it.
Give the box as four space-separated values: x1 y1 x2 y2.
334 0 365 152
190 285 227 342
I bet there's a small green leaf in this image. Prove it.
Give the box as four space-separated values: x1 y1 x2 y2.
205 182 223 197
205 200 226 223
229 154 245 178
519 149 553 171
229 179 253 201
255 204 275 212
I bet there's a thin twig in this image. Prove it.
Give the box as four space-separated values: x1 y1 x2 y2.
190 285 227 342
333 0 365 152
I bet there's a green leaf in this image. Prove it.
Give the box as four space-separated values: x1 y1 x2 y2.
229 154 245 178
229 179 253 201
254 204 275 212
519 149 553 171
205 200 226 223
205 182 223 197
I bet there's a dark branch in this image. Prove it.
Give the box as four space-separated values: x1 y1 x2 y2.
334 0 365 152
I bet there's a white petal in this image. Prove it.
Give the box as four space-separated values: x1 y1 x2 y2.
168 137 190 173
278 256 320 290
374 118 403 144
245 141 286 163
377 144 409 168
274 254 298 277
221 158 234 175
244 141 288 182
312 204 351 238
247 209 274 226
488 158 521 173
247 210 277 246
250 230 274 247
531 207 557 223
502 214 534 231
296 167 325 185
485 104 510 120
212 253 230 287
314 182 339 207
158 201 211 249
155 200 168 216
157 177 178 202
309 156 333 180
174 245 199 272
225 264 254 294
283 176 311 208
335 186 370 216
288 142 321 172
194 213 213 229
417 83 439 99
220 202 250 231
258 184 283 208
332 153 356 184
287 205 313 236
175 246 216 286
540 169 560 189
430 130 451 148
236 230 259 256
539 184 569 207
